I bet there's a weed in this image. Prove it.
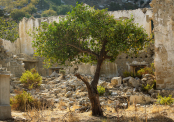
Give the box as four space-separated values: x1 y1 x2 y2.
142 84 154 92
97 86 105 96
157 94 174 105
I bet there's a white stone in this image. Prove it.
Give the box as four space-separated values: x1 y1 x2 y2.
110 77 122 87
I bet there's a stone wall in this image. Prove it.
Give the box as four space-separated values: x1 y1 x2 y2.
0 39 25 77
150 0 174 89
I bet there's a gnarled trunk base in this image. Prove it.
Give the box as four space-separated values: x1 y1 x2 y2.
90 93 103 116
75 73 103 116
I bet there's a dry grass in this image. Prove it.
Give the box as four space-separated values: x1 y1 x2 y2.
58 100 67 110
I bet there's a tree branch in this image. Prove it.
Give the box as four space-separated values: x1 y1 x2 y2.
75 73 91 91
66 43 99 59
105 55 113 59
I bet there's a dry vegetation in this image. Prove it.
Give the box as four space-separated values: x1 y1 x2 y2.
10 99 174 122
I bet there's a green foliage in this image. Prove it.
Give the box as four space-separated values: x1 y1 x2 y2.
11 9 27 21
137 66 154 76
0 17 19 42
41 9 57 17
56 5 72 15
31 3 150 67
123 71 141 78
97 86 105 96
23 4 37 15
157 95 174 105
142 84 154 92
20 68 42 90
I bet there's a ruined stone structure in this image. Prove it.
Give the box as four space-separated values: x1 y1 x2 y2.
1 8 154 78
150 0 174 89
0 65 11 120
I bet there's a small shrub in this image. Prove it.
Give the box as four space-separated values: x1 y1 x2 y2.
157 95 174 105
97 86 105 96
10 90 54 111
142 84 154 92
137 63 155 76
10 90 35 111
20 68 42 90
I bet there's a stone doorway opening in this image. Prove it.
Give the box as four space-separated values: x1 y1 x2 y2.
23 61 38 71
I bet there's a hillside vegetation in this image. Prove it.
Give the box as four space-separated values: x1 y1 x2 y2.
0 0 151 21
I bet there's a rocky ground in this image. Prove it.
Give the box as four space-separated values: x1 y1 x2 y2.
7 72 174 122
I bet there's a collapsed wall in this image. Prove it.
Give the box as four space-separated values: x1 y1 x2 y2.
150 0 174 89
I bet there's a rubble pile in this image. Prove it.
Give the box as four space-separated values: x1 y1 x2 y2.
10 72 163 112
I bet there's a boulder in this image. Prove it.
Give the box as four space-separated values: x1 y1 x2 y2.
110 77 122 87
128 77 140 88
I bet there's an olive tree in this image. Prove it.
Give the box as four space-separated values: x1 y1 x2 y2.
31 3 150 116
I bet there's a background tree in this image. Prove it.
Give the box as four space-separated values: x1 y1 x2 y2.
41 9 57 17
0 17 19 42
31 3 150 116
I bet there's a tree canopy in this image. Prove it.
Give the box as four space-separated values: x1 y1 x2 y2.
31 3 150 116
32 4 149 66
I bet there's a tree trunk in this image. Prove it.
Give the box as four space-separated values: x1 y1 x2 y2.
75 58 104 116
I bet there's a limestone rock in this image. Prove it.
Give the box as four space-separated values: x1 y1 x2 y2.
128 77 140 88
110 77 122 87
123 77 131 83
130 95 152 104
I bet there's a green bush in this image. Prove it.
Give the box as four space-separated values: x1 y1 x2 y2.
137 67 154 76
157 95 174 105
10 90 35 111
142 84 154 92
97 86 105 96
20 68 42 90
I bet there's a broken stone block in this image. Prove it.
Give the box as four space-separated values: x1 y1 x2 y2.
123 77 131 83
128 77 140 88
130 95 152 104
110 77 122 87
